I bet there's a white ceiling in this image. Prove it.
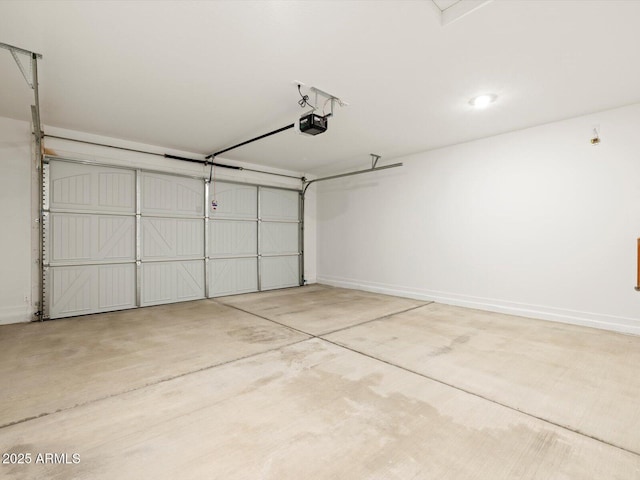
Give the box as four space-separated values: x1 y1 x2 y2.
433 0 462 10
1 0 640 174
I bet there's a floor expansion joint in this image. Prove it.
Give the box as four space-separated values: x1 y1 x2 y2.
0 337 310 431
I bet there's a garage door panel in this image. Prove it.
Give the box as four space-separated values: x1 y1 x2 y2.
261 222 299 255
97 216 135 259
175 219 204 257
141 261 205 306
212 182 257 219
177 261 205 299
49 162 135 213
49 264 136 319
50 214 92 263
50 213 135 264
51 173 91 209
141 218 204 260
260 188 299 221
141 173 204 217
209 258 258 297
261 256 299 290
210 220 257 256
98 172 136 210
97 265 137 310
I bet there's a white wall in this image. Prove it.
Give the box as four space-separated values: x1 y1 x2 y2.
316 103 640 335
0 117 316 324
0 117 33 324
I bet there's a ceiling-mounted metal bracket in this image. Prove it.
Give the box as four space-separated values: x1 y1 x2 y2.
1 42 42 89
371 154 381 169
11 50 34 88
307 85 348 117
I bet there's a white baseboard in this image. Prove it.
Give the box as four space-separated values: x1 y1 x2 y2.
0 305 33 325
317 275 640 336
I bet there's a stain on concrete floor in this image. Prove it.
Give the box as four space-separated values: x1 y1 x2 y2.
324 301 640 454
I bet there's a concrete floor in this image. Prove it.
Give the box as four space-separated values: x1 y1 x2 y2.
1 285 639 479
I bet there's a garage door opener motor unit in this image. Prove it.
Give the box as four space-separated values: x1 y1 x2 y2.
297 113 328 135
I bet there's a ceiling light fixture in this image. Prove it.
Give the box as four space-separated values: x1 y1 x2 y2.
469 93 497 108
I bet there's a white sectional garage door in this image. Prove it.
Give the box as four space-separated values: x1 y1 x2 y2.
46 162 137 318
44 159 301 319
